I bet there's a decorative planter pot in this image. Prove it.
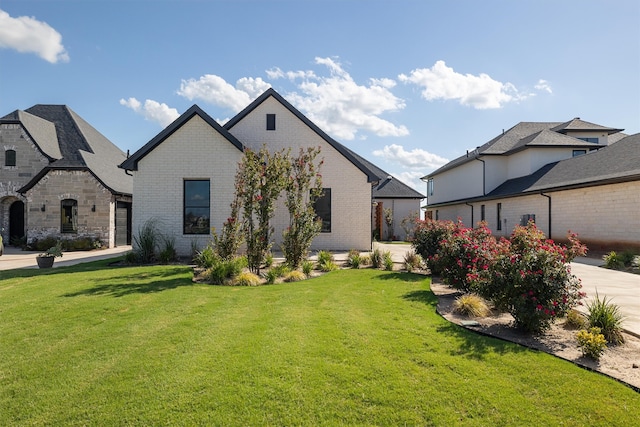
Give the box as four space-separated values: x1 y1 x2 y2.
36 256 55 269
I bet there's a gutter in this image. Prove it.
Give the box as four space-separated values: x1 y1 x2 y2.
474 156 486 196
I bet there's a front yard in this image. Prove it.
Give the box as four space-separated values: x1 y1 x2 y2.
1 262 638 425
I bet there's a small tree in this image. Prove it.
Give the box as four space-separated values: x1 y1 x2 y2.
383 207 394 241
236 146 289 274
281 146 324 268
400 211 420 241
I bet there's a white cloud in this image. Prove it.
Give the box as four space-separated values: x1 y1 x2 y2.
535 79 553 94
275 57 409 140
399 60 528 109
177 75 271 112
119 98 180 127
0 9 69 63
373 144 449 170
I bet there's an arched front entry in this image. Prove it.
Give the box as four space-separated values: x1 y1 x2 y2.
9 200 25 243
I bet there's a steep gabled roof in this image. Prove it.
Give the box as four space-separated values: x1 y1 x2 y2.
224 88 379 183
2 105 132 195
424 119 624 179
343 147 425 199
120 104 244 171
486 133 640 197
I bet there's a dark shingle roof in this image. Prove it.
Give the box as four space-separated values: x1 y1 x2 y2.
1 105 132 195
487 133 640 197
425 119 624 178
119 104 244 171
224 88 380 183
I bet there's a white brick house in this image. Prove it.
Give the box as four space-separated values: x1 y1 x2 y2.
121 89 422 256
423 119 640 252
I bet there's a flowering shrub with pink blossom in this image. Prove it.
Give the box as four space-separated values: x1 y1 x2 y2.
414 219 588 334
480 223 587 333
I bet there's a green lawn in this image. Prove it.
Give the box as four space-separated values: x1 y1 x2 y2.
1 262 638 426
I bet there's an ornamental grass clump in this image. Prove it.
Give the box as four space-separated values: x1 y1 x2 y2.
283 270 306 283
453 294 491 317
383 250 394 271
233 271 262 286
565 309 587 329
345 249 362 269
370 248 383 269
403 251 422 272
576 327 607 360
586 292 625 345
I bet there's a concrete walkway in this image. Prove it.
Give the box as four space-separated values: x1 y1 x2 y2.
1 242 638 337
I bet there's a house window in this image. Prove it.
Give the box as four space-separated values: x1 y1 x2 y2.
520 214 535 226
572 149 587 157
435 210 439 220
5 149 16 166
61 199 78 233
480 204 485 222
496 203 502 231
266 114 276 131
577 137 598 143
427 178 434 196
313 188 331 232
184 180 210 234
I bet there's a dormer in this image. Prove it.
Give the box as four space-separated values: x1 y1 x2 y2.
551 117 624 146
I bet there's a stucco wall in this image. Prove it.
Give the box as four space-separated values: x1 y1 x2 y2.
376 198 421 241
133 115 243 257
227 97 373 251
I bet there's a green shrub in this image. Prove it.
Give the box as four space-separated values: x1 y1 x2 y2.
316 250 334 267
602 251 624 269
411 219 456 275
233 271 262 286
403 251 422 272
207 256 247 285
345 249 362 269
586 293 625 345
453 294 491 317
576 327 607 360
383 250 394 271
319 260 338 272
194 245 218 269
123 251 138 264
564 309 587 329
301 260 314 277
264 269 279 285
283 270 306 282
619 250 637 267
370 248 383 269
158 236 177 264
359 255 371 267
133 218 161 264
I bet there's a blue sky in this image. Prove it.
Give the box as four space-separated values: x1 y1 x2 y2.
1 0 639 194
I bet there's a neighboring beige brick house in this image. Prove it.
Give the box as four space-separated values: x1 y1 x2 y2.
423 119 640 252
0 106 133 248
120 88 424 257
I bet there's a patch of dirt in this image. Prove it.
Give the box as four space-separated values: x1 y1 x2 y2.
431 280 640 392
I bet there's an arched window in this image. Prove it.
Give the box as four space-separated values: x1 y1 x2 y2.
5 149 16 166
61 199 78 233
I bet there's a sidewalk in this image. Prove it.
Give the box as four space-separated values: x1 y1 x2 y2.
0 245 131 271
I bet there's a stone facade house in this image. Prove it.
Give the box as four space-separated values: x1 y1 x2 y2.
120 88 422 257
423 118 640 251
0 105 133 248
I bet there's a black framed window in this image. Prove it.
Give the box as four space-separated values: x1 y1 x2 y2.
313 188 331 233
5 149 16 166
497 203 502 231
266 114 276 131
184 180 210 234
61 199 78 233
572 149 587 157
480 204 485 222
427 178 434 196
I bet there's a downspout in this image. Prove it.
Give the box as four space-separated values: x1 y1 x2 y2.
540 192 551 239
465 202 474 226
474 155 486 196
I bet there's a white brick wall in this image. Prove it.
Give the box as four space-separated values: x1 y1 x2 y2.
227 97 373 251
133 115 243 256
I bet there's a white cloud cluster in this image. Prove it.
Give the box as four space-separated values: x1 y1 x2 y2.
399 60 528 109
177 75 271 112
271 57 409 140
0 9 69 63
535 79 553 94
119 98 179 127
373 144 448 170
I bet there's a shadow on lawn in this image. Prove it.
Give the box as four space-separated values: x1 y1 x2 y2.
61 266 193 298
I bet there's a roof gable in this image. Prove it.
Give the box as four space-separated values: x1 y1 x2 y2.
224 88 379 183
0 110 62 159
120 104 244 171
